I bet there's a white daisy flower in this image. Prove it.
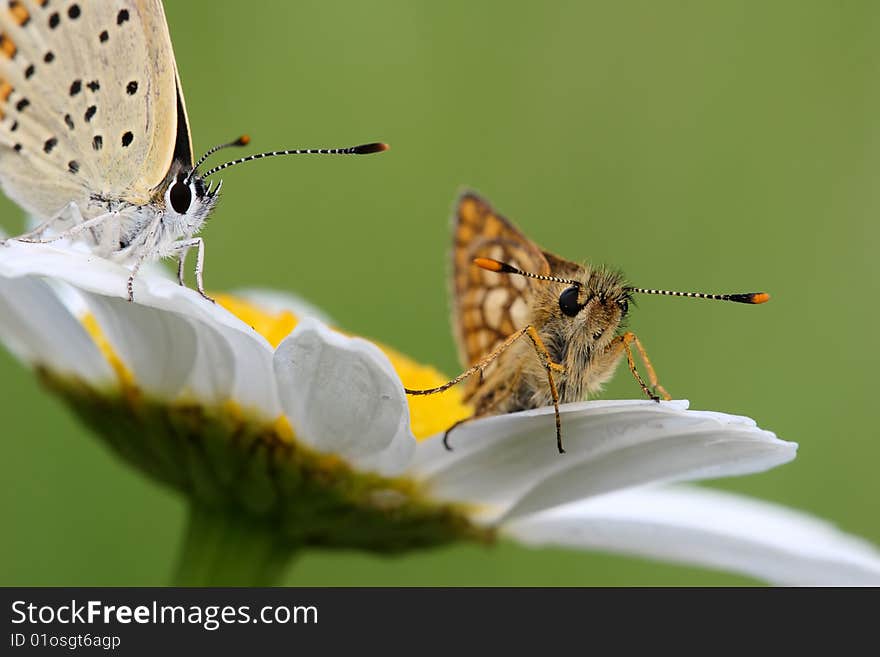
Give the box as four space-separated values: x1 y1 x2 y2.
1 240 878 585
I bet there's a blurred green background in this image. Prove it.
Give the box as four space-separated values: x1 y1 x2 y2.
1 0 878 585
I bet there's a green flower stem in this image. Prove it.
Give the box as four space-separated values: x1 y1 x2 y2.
173 504 296 586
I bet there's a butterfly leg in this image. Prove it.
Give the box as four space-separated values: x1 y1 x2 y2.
523 326 566 454
442 367 523 451
124 220 164 303
8 203 113 246
169 238 214 303
405 326 532 396
627 333 671 401
611 332 670 402
442 417 474 451
406 325 567 453
16 211 116 246
176 248 189 286
126 255 150 303
2 203 79 245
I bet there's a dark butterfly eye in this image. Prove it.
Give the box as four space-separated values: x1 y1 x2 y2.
559 286 583 317
618 299 629 314
169 181 192 214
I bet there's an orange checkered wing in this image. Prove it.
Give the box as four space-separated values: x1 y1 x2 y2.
451 192 550 369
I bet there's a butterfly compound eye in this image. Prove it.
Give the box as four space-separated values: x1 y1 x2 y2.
559 286 583 317
169 181 192 214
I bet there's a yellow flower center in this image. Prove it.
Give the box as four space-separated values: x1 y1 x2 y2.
214 294 473 441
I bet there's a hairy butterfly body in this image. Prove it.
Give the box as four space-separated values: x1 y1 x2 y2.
0 1 387 301
407 192 769 453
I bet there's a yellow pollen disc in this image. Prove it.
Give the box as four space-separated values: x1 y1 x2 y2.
215 294 473 441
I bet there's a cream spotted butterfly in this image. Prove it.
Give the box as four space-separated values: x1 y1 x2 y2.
0 1 387 301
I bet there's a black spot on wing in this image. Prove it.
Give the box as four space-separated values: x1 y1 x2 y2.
84 105 95 122
92 135 102 150
126 80 138 95
64 113 74 129
121 131 133 147
48 11 59 29
68 160 79 173
99 30 108 43
117 9 129 25
24 64 34 79
43 137 57 153
43 51 54 63
67 4 80 19
69 79 81 96
86 80 99 92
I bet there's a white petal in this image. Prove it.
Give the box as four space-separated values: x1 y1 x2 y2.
504 485 880 585
411 400 796 524
0 274 113 384
273 317 414 475
234 287 334 324
83 292 198 397
0 242 281 416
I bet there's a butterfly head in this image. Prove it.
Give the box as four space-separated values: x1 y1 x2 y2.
158 161 219 229
474 257 630 348
160 135 256 222
555 269 632 346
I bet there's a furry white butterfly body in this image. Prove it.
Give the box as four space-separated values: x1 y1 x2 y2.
0 1 387 301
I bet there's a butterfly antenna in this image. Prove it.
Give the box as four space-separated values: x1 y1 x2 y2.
201 142 390 178
626 287 770 304
186 135 251 184
474 258 582 287
477 259 770 304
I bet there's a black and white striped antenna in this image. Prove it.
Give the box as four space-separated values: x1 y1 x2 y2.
199 142 389 179
625 287 770 305
475 257 770 305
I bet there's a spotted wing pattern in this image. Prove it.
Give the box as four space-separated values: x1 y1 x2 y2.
451 192 550 371
0 0 186 221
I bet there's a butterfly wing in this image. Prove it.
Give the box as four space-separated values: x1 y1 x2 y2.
451 191 550 369
0 0 188 221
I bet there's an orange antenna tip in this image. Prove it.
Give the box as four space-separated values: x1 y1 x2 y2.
237 134 251 146
353 142 389 154
474 257 506 272
474 258 529 276
725 292 770 304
